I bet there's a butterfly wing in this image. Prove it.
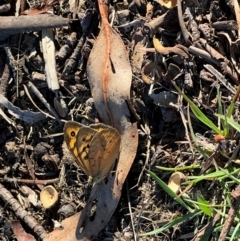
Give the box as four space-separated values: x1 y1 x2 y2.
64 121 97 172
90 123 108 132
99 127 121 175
86 134 105 182
64 121 121 183
88 126 121 183
75 127 97 173
64 121 82 159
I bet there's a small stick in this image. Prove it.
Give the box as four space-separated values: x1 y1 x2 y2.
177 0 192 45
2 177 59 185
0 183 48 240
0 15 69 35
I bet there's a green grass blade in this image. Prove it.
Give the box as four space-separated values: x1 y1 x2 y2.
171 81 222 134
148 171 191 211
197 194 212 216
156 165 200 172
184 170 227 184
227 85 240 118
216 115 240 132
216 87 229 137
138 210 202 236
230 223 240 241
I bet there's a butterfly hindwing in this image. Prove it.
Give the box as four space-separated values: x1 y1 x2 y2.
99 127 121 176
87 133 105 181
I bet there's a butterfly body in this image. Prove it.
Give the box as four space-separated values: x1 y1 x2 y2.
64 121 121 183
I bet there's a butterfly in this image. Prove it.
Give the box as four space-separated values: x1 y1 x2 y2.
64 121 121 183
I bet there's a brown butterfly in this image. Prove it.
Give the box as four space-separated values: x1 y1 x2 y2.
64 121 121 183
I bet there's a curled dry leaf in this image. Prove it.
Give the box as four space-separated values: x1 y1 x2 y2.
164 63 181 82
159 0 177 8
168 172 186 194
153 36 189 58
20 185 40 207
40 185 58 209
141 61 162 84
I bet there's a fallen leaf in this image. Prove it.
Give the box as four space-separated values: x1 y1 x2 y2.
168 172 186 193
159 0 177 8
153 36 189 58
43 212 80 241
84 0 138 239
45 1 138 239
141 61 162 84
12 221 36 241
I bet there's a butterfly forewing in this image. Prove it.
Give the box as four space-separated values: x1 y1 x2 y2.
89 123 108 133
75 127 98 173
64 121 83 159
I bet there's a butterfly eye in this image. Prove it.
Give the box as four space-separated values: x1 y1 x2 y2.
70 131 76 137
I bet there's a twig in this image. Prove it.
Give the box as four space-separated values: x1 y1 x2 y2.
177 0 192 45
4 47 17 85
0 55 10 97
2 177 59 185
0 183 48 240
23 83 56 121
189 46 238 83
0 15 69 35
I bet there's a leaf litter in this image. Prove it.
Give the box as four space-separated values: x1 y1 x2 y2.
0 0 240 240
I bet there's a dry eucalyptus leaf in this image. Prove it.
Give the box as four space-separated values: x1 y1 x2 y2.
73 0 139 239
132 40 146 73
168 172 186 193
12 221 36 241
43 212 80 241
